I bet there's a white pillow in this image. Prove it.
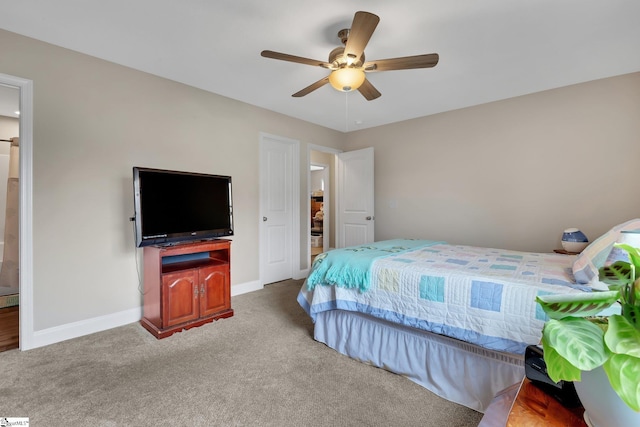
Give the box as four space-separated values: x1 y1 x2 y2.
572 219 640 284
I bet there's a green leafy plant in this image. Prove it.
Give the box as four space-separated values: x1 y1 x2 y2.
536 243 640 411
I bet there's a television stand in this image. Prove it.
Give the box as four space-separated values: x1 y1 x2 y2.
140 239 233 339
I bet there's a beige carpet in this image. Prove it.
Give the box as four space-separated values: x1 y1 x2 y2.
0 279 483 426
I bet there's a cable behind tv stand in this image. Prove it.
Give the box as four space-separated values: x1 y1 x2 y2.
140 239 233 339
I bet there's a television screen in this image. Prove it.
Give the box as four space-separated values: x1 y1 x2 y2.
133 167 234 247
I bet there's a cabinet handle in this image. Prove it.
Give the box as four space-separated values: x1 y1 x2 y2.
194 284 198 298
200 284 205 295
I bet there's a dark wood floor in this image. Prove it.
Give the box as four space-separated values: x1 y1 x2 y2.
0 305 19 351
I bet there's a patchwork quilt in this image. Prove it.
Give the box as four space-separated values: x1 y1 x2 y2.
298 243 587 354
307 239 443 292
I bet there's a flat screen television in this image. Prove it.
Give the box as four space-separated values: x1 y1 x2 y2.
133 167 234 247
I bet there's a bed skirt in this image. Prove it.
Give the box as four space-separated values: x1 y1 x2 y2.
313 309 525 412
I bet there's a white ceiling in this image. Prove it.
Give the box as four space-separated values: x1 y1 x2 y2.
1 0 639 132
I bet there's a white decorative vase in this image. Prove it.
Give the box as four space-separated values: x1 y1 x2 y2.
574 367 640 427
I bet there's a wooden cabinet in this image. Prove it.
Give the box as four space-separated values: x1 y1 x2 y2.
198 265 230 317
141 239 233 339
162 269 199 327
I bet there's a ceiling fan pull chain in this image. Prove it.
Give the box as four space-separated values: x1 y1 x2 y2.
345 91 349 132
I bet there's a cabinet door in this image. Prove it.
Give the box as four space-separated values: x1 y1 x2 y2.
162 270 199 327
199 265 230 317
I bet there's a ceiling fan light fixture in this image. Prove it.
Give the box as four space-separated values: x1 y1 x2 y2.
329 68 365 92
261 11 436 101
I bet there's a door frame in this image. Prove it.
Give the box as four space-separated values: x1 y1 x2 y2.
0 72 34 350
307 144 341 271
258 132 300 285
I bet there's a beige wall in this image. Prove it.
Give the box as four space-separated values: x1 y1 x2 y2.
345 72 640 252
0 29 344 332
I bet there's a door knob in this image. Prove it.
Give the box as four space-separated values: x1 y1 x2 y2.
263 216 268 222
366 216 373 220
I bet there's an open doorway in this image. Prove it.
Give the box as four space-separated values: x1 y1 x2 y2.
0 72 33 351
308 146 340 269
310 162 328 265
307 145 375 270
0 83 20 352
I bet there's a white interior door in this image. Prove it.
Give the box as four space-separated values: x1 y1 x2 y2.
259 134 299 284
337 147 374 247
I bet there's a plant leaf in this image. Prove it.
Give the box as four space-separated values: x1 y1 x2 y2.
536 291 620 319
615 243 640 274
622 302 640 329
540 339 582 383
603 354 640 412
605 314 640 358
600 260 634 287
541 317 608 372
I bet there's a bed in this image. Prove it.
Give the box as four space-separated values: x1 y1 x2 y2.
297 220 640 412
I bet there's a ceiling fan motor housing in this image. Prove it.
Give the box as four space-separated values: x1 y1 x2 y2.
329 46 364 69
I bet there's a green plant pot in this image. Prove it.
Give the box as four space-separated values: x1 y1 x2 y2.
574 367 640 427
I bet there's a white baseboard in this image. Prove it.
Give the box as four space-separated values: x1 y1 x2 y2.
26 279 264 350
231 280 262 296
30 306 142 350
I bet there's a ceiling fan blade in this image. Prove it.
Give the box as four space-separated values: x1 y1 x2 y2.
357 78 381 101
344 11 380 63
261 50 331 68
364 53 439 72
292 76 330 97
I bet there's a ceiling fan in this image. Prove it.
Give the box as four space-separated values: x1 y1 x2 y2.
261 11 439 101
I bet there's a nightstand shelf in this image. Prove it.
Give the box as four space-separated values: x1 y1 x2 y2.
479 378 586 426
